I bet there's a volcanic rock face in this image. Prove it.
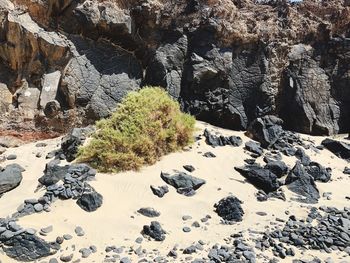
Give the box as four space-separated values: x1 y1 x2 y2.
0 0 350 135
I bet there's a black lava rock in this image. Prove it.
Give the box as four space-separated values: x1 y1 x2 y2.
142 221 166 241
76 191 103 212
214 196 244 222
235 164 279 193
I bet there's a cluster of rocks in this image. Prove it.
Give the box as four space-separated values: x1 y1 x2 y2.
206 237 256 263
14 160 102 217
0 218 59 261
256 206 350 259
160 171 206 196
142 221 166 241
203 129 242 147
236 116 333 204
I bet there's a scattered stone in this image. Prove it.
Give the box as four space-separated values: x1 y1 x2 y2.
182 215 192 221
40 225 53 235
36 142 47 147
321 138 350 161
2 232 59 261
246 115 284 148
61 127 94 162
214 196 244 223
203 129 242 147
150 185 169 198
160 172 205 195
344 167 350 174
183 165 195 173
137 207 160 218
79 247 92 258
142 221 166 241
264 160 288 178
182 227 191 233
63 234 73 240
285 162 320 204
295 148 311 165
305 162 332 182
60 254 73 262
245 141 263 157
235 164 279 193
75 226 85 237
6 154 17 160
203 152 216 158
76 191 103 212
0 163 24 195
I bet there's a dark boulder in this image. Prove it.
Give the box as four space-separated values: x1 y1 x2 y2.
214 196 244 222
183 165 195 173
234 165 279 193
244 141 263 157
343 167 350 175
0 164 24 195
150 185 169 198
246 115 284 148
264 160 288 178
76 191 103 212
321 138 350 161
39 160 69 186
61 126 94 162
2 233 58 261
305 162 332 183
203 129 242 147
160 172 206 194
294 148 311 165
285 162 320 204
142 221 166 241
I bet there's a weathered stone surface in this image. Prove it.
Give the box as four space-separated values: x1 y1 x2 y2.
160 172 206 194
285 162 320 204
61 126 94 162
2 233 58 261
321 138 350 161
76 191 103 212
0 83 12 114
214 196 244 223
235 164 279 193
0 163 24 195
142 221 166 241
246 115 284 148
40 71 61 109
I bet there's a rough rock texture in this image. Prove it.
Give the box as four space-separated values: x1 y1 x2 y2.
321 138 350 161
235 164 279 193
0 0 349 135
285 162 320 204
0 163 24 195
214 196 244 223
160 171 206 194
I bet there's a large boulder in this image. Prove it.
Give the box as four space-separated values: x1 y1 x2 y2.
285 162 320 204
0 164 24 195
246 115 284 148
39 159 69 186
305 162 332 183
234 164 279 193
203 129 242 147
321 138 350 161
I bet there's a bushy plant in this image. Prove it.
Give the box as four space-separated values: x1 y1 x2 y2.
77 87 196 172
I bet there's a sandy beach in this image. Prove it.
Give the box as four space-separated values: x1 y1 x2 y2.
0 121 349 262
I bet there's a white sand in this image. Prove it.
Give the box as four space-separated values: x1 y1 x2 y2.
0 121 349 262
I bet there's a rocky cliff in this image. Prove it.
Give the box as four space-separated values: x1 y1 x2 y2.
0 0 349 135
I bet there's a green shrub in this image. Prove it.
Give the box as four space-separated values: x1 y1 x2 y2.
77 87 196 172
